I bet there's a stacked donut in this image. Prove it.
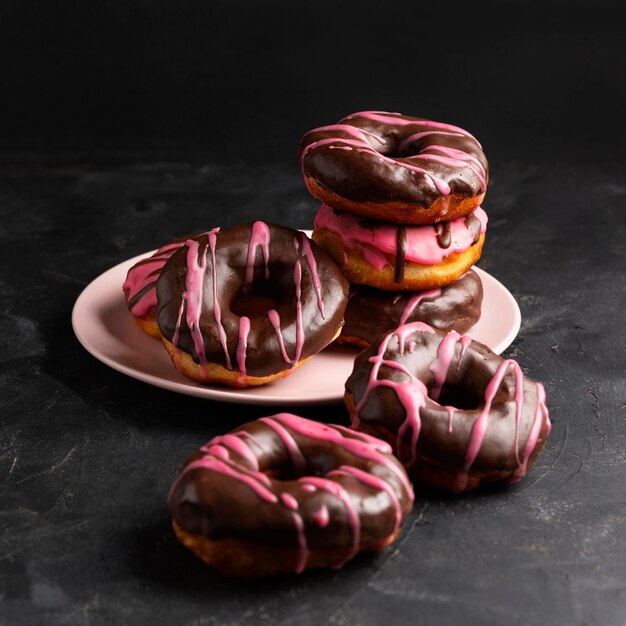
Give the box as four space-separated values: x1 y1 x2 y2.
299 111 489 347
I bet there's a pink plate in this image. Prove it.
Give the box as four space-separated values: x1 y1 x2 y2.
72 236 520 405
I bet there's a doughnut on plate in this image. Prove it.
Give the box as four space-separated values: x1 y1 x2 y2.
72 231 520 405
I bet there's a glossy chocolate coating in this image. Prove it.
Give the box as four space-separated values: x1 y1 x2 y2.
168 414 413 564
156 224 349 377
343 270 483 346
299 112 488 207
345 324 550 490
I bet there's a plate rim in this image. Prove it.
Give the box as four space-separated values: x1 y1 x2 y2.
72 240 521 406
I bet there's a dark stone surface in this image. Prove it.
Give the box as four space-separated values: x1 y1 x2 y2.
0 155 625 625
1 0 626 621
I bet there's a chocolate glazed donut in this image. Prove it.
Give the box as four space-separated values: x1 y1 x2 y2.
340 270 483 348
156 223 349 387
299 111 489 224
345 323 551 493
168 413 414 578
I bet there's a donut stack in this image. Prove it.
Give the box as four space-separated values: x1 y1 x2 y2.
298 111 489 346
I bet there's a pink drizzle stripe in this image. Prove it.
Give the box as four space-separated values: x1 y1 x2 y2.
295 235 325 318
202 432 259 471
290 511 308 574
244 221 271 292
452 359 521 493
176 457 277 504
293 260 304 364
259 416 307 473
273 413 413 499
123 241 185 316
429 330 463 401
333 465 403 533
303 136 450 195
267 309 292 365
344 111 479 143
399 289 442 326
182 240 209 365
236 316 251 382
398 130 465 153
207 231 232 369
511 383 549 482
299 476 360 568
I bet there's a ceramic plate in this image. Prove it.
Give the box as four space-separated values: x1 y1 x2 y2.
72 237 521 405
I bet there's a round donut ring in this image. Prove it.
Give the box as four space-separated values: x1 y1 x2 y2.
168 413 414 578
344 323 551 493
339 270 483 348
299 111 488 224
156 223 349 387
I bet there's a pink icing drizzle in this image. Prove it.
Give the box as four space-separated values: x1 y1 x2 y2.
281 493 299 510
344 111 479 144
510 383 549 483
303 137 450 195
123 241 185 316
452 359 525 493
267 309 292 365
399 289 442 326
259 416 307 474
332 465 403 533
312 504 329 527
271 414 413 499
290 511 308 573
314 203 488 267
429 330 463 401
182 457 277 503
244 221 271 293
293 260 304 365
398 130 465 153
172 240 209 370
202 432 259 471
294 235 325 318
236 316 251 384
299 475 360 568
207 231 232 369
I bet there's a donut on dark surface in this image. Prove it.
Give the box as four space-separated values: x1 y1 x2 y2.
312 203 487 290
344 323 551 493
299 111 488 224
168 413 414 578
156 222 349 387
339 270 483 348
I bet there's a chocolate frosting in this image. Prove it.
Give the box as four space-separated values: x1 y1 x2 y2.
343 270 483 345
156 223 349 378
299 111 488 207
345 323 551 491
168 413 414 571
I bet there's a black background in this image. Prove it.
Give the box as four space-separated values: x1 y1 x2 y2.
1 2 626 625
1 0 625 164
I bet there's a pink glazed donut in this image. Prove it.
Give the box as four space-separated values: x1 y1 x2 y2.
312 203 487 290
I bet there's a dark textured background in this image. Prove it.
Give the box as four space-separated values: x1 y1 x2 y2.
1 1 626 625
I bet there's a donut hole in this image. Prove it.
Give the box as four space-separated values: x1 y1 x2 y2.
434 382 483 411
231 284 282 318
376 135 405 158
264 448 341 482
